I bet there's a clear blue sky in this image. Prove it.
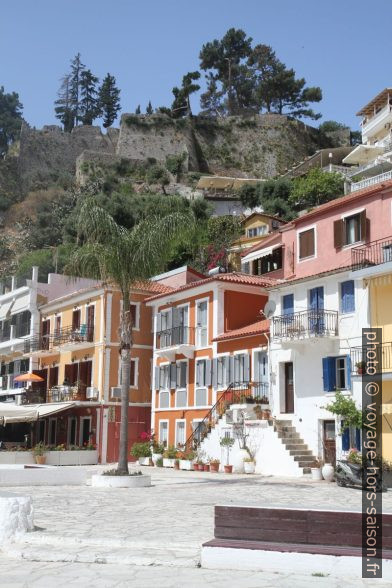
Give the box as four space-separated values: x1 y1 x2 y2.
2 0 391 131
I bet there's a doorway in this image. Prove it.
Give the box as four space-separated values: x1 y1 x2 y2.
284 362 294 413
80 417 91 446
323 420 336 465
308 286 324 334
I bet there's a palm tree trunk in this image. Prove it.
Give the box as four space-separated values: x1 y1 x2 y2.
117 291 133 474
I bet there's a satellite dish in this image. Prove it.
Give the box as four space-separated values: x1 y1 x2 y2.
263 300 276 319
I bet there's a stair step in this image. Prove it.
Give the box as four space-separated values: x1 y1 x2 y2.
289 449 313 456
282 443 308 450
298 460 317 467
303 467 312 474
293 455 315 462
277 432 302 440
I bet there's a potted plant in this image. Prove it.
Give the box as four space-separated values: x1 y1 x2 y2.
156 456 163 467
163 446 178 467
203 462 210 472
210 458 220 473
311 458 323 481
179 450 195 470
243 456 256 474
174 458 180 470
130 441 151 466
356 361 365 375
220 436 235 473
32 442 47 465
152 442 165 465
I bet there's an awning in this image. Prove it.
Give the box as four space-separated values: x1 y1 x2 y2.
0 404 38 425
35 402 75 418
0 299 15 321
242 245 276 264
342 144 383 166
0 389 26 397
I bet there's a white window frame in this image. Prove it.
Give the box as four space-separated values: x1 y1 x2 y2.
79 416 92 446
233 349 248 385
340 207 365 248
252 348 268 382
130 357 139 389
159 419 169 447
216 353 230 391
336 356 347 390
297 224 317 262
195 297 209 348
175 419 186 447
158 362 170 390
195 357 209 407
130 301 140 331
159 389 170 409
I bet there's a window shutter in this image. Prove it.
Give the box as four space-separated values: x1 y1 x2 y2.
346 355 351 389
170 363 177 389
282 294 294 316
355 428 361 451
342 422 350 451
360 210 367 241
195 361 201 386
341 281 355 313
244 354 250 383
234 355 240 384
242 262 250 274
130 360 135 386
130 304 137 327
212 358 218 388
322 358 330 392
229 356 235 383
299 229 315 259
178 362 187 388
205 359 212 387
156 313 162 333
322 357 336 392
172 307 179 328
334 219 343 249
154 366 160 389
167 309 173 329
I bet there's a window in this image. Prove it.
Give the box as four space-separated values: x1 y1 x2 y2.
175 362 187 407
242 261 250 274
72 309 81 331
159 390 170 408
67 417 77 446
298 228 315 260
159 421 168 447
172 306 189 344
342 423 361 452
175 421 186 446
49 418 57 445
334 211 367 248
340 280 355 314
196 300 208 346
282 294 294 316
254 350 268 382
252 247 283 275
129 304 139 329
195 359 211 405
322 356 351 392
80 417 91 446
159 365 170 390
234 353 250 384
216 356 229 388
247 225 267 238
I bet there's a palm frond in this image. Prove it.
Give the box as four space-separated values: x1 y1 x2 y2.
77 197 126 246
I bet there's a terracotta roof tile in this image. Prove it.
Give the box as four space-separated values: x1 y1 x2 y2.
213 319 270 342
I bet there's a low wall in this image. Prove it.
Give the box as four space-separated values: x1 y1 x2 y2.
0 466 88 486
0 450 98 466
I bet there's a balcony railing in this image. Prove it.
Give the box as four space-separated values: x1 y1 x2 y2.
24 335 51 354
53 324 94 346
351 236 392 271
156 326 195 349
47 385 87 402
272 310 338 340
351 170 392 192
350 342 392 374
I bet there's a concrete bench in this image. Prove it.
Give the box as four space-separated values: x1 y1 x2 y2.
201 505 392 579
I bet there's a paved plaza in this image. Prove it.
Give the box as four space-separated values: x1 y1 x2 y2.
1 466 391 587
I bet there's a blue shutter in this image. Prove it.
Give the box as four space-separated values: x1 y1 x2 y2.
355 428 361 451
346 355 352 389
282 294 294 316
341 281 355 314
322 357 336 392
342 421 350 451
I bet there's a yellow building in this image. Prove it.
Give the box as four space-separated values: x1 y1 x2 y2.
229 212 285 271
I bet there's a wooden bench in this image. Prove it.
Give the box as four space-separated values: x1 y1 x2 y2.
202 505 392 560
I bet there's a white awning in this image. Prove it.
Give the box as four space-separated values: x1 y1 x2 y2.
242 246 275 264
343 144 383 165
35 402 75 418
0 299 15 321
0 404 38 425
0 389 26 397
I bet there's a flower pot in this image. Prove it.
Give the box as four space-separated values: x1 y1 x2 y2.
174 461 180 470
163 458 175 468
203 464 210 472
193 463 199 471
152 453 162 465
224 465 233 474
322 463 334 482
35 455 46 465
138 457 151 466
311 467 323 481
210 462 220 473
179 459 193 470
244 461 255 474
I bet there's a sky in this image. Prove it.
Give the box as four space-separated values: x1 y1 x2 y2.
1 0 392 132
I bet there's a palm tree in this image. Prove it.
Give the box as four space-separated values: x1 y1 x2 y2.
66 197 192 474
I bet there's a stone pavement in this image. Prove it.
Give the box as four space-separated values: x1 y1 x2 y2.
1 465 391 587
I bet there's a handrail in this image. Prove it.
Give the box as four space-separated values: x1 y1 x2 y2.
272 309 338 339
351 234 392 270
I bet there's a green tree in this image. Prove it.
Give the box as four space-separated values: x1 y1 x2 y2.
54 75 74 132
146 101 153 115
171 71 201 117
199 28 254 115
260 178 295 220
290 168 344 209
165 153 187 180
135 105 141 115
239 183 261 208
69 53 85 125
200 73 225 116
0 86 23 156
98 74 121 128
146 165 170 194
80 69 100 125
206 215 242 270
66 198 192 473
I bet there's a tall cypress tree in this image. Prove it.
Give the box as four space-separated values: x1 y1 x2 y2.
80 69 100 125
146 101 153 115
69 53 85 125
54 75 75 132
98 74 121 128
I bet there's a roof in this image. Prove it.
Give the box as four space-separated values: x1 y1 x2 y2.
357 88 392 117
265 265 352 289
197 176 263 190
213 319 270 342
146 272 277 302
241 212 286 225
240 231 283 258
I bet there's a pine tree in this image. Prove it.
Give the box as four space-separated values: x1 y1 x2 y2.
69 53 85 125
171 71 200 117
98 73 121 128
135 105 141 115
0 86 23 156
80 69 100 125
146 101 153 115
54 75 75 132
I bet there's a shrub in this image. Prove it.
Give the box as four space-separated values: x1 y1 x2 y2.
130 441 151 459
163 446 178 459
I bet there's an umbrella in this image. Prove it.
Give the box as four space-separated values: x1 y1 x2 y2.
13 373 44 383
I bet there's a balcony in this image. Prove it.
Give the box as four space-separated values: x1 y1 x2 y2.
23 335 58 357
47 385 87 402
155 326 196 361
350 342 392 374
351 236 392 272
362 104 392 139
24 324 94 356
351 169 392 192
272 310 339 342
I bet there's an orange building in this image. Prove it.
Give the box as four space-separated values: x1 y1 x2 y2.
146 273 274 449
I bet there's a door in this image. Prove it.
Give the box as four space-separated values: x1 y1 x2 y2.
86 306 95 342
41 319 50 350
48 366 58 390
309 286 324 334
196 301 208 347
284 362 294 413
323 420 336 465
254 351 268 398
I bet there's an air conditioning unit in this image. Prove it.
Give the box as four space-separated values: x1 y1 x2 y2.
110 386 122 399
86 387 99 400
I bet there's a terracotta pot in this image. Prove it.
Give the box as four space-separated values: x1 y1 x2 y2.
203 464 210 472
193 463 199 471
224 465 233 474
210 462 220 473
35 455 46 465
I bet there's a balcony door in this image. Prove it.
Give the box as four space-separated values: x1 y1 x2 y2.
196 300 208 347
308 286 324 334
284 362 294 414
41 319 50 350
86 306 95 342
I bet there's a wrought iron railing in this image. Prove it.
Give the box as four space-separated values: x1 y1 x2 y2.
351 235 392 271
48 385 86 402
156 326 195 349
53 324 94 346
272 310 338 340
350 342 392 374
20 387 47 404
24 335 51 354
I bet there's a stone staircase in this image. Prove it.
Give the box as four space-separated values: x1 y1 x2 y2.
273 419 317 474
